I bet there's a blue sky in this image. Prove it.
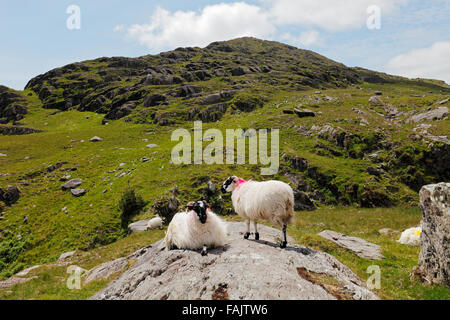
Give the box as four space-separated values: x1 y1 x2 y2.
1 0 449 90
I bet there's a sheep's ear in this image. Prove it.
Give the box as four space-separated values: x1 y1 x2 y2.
186 202 195 210
202 200 209 208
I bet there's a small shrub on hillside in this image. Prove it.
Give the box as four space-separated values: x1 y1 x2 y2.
119 188 145 228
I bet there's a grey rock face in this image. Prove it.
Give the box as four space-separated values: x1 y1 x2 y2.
91 222 378 300
417 183 450 287
84 258 129 285
318 230 384 260
61 178 82 191
407 107 449 123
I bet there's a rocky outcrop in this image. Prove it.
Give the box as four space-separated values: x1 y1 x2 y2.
417 183 450 287
91 222 378 300
0 125 42 135
407 107 449 123
319 230 384 260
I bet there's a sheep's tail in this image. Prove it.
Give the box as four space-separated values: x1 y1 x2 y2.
284 197 295 226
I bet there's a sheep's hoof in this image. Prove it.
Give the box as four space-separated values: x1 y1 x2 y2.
201 250 208 256
244 232 250 240
255 232 260 240
280 241 287 249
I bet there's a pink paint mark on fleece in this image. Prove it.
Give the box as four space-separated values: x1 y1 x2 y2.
235 178 247 190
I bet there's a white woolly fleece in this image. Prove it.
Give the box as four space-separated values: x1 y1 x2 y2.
231 180 295 227
165 209 227 250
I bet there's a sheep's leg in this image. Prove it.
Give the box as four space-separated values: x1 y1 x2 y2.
201 244 208 256
244 219 251 240
280 224 287 248
253 221 259 240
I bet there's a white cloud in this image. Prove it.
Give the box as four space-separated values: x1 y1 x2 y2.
281 30 322 47
124 3 275 52
266 0 408 31
113 25 125 32
117 0 411 52
386 41 450 84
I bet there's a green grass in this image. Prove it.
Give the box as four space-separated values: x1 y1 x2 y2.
1 207 448 300
1 38 449 299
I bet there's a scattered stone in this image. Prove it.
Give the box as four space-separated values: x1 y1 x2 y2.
146 144 158 148
141 157 150 163
61 178 82 191
369 96 384 106
318 230 384 260
90 136 103 142
1 185 20 205
294 108 315 118
378 228 399 235
71 188 87 197
282 109 294 114
60 174 71 182
91 222 378 300
417 183 450 287
58 250 76 261
0 153 6 157
436 98 449 105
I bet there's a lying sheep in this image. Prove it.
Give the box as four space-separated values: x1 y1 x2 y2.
221 176 294 248
397 226 422 246
165 200 227 256
146 216 163 230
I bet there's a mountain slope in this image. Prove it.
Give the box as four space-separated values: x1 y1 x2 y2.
0 37 449 284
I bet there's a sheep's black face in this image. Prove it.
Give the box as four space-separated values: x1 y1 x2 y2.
221 176 237 193
188 200 208 224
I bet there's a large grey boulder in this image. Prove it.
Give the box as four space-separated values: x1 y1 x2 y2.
319 230 384 260
91 222 378 300
417 183 450 287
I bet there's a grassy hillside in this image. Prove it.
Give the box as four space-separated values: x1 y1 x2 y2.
0 37 449 299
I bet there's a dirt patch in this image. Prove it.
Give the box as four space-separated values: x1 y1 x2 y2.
297 267 354 300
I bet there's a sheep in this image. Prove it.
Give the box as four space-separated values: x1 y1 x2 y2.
397 226 422 246
165 200 227 256
146 216 163 230
221 176 294 248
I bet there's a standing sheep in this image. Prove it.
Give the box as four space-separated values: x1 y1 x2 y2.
165 200 227 256
221 176 295 248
